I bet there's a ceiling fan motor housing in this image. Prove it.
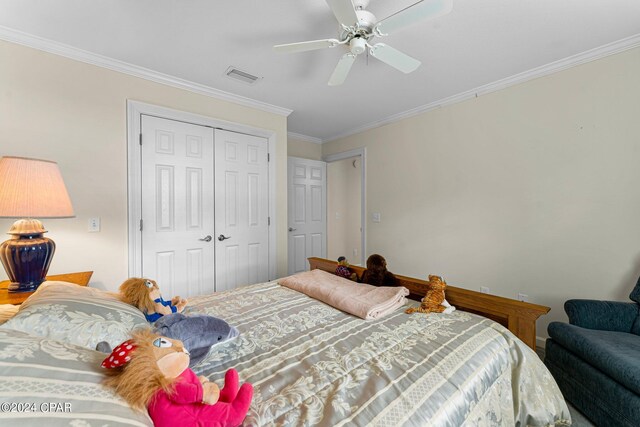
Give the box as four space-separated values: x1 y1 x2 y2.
355 9 376 32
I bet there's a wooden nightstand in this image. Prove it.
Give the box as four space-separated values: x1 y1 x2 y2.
0 271 93 305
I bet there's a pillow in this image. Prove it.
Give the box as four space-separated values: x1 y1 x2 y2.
0 281 148 350
0 304 19 325
0 328 152 426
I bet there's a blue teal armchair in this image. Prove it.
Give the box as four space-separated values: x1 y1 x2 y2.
544 278 640 427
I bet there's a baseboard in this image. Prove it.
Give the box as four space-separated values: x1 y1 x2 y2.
536 336 547 350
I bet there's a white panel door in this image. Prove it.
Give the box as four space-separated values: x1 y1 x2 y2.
141 115 215 298
287 157 327 275
214 129 270 291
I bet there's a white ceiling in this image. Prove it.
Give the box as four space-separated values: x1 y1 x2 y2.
1 0 639 142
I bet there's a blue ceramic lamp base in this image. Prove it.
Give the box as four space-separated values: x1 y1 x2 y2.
0 219 55 293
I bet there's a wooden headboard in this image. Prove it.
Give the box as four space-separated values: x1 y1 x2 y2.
308 257 549 351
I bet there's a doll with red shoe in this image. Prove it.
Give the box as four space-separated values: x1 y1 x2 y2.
102 329 253 427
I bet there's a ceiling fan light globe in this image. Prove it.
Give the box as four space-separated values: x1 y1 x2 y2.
350 37 366 55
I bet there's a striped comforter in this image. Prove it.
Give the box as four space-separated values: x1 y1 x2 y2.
0 280 571 426
188 281 571 427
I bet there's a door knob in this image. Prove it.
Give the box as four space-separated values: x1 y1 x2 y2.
288 227 297 232
218 234 231 241
199 235 212 242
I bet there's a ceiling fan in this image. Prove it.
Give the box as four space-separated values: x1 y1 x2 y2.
273 0 453 86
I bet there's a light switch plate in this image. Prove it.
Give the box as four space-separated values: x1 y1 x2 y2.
372 212 381 223
88 217 101 232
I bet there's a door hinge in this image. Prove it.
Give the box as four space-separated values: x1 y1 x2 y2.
139 133 143 145
267 153 270 162
139 219 143 231
268 217 271 226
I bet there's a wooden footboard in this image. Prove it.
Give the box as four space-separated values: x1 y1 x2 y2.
308 257 549 351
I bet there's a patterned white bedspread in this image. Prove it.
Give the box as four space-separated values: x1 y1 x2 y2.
187 281 571 427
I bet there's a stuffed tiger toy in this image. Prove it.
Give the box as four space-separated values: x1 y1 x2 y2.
406 275 447 314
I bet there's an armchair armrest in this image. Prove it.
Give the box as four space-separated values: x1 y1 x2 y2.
564 299 638 332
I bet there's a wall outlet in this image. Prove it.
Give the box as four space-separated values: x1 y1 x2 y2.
372 212 381 223
335 212 341 220
88 217 101 232
517 293 529 302
480 286 490 294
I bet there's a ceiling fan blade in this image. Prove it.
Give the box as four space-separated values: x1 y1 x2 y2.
369 43 421 73
328 53 357 86
274 39 341 53
326 0 358 27
375 0 453 35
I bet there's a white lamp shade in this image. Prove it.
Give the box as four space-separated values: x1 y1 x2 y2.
0 156 74 218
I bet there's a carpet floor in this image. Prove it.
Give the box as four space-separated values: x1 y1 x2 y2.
567 403 595 426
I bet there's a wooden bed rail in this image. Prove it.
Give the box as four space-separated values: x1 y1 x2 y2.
308 257 549 351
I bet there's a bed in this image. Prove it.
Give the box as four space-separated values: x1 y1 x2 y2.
0 258 571 426
308 258 551 352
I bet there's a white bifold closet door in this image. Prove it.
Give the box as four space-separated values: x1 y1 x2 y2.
214 129 270 292
141 115 215 298
140 116 269 297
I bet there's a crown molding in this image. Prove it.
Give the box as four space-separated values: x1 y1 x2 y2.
325 33 640 143
287 132 323 144
3 24 638 140
0 25 293 117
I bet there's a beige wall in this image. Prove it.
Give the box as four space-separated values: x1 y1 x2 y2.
323 47 640 339
287 137 323 160
0 40 289 290
327 157 361 264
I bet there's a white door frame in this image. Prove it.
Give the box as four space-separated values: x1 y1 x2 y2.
127 100 278 281
323 147 367 266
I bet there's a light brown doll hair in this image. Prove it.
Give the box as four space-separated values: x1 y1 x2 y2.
102 329 177 410
119 278 157 314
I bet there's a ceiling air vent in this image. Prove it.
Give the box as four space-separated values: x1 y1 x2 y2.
225 66 262 85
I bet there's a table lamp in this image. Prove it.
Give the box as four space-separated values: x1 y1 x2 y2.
0 156 74 292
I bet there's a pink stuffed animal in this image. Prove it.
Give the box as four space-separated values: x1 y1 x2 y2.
102 329 253 427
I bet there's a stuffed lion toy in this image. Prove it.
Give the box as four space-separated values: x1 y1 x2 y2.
102 329 253 427
406 275 448 314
